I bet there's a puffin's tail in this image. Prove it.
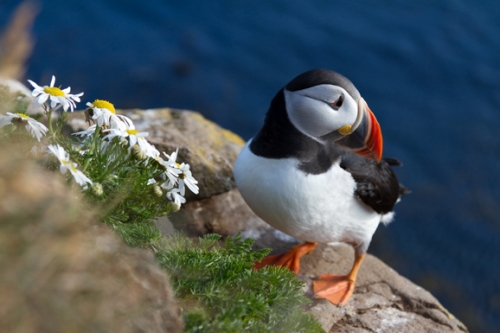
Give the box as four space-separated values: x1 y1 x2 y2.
383 157 411 197
398 183 411 196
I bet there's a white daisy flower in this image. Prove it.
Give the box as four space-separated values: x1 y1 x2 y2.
162 149 180 170
85 99 133 130
136 136 152 155
86 99 118 128
130 139 160 160
103 127 149 151
177 162 199 195
140 138 160 159
47 144 92 188
28 75 83 112
115 114 134 130
71 169 93 189
158 154 181 187
166 187 186 208
164 148 179 165
0 112 48 141
159 177 174 191
161 149 198 195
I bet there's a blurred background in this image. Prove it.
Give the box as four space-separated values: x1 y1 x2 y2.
1 1 499 332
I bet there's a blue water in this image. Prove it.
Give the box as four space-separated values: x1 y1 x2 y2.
2 1 500 331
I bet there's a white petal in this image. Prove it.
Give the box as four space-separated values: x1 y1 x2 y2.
178 181 185 196
37 93 49 104
129 135 137 147
71 169 93 186
60 98 70 111
184 178 199 194
50 96 58 108
0 115 14 128
27 79 40 89
72 92 83 100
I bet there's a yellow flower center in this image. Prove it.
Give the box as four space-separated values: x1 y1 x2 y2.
16 113 31 119
44 87 65 97
126 129 138 135
92 99 116 114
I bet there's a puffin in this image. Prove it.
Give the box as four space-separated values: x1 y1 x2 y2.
234 68 408 306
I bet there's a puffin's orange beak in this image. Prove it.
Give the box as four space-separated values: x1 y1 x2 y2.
336 99 383 162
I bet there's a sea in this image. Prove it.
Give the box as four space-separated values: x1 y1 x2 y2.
1 1 499 332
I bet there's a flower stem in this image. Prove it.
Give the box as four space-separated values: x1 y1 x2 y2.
46 108 54 136
82 126 100 172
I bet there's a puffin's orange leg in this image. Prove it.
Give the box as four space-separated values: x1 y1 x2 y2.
253 242 317 274
313 252 366 307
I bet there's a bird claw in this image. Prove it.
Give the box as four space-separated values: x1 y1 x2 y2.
253 242 317 275
312 274 355 306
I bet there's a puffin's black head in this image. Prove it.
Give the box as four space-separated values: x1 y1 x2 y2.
286 69 361 101
283 69 383 161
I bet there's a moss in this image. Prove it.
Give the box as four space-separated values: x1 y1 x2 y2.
155 233 324 333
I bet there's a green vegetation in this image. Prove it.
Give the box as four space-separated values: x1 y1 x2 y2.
157 233 324 333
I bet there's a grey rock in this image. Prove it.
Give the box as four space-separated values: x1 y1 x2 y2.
298 243 467 333
307 300 343 332
168 187 270 237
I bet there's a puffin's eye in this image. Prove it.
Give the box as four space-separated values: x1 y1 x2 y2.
330 94 344 110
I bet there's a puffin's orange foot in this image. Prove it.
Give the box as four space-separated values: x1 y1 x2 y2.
313 274 355 307
253 242 317 274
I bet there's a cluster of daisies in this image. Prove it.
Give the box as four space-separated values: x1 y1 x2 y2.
0 76 198 208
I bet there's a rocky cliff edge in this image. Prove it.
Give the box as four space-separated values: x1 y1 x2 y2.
67 108 468 333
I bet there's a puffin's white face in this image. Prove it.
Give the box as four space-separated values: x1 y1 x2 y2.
284 84 359 143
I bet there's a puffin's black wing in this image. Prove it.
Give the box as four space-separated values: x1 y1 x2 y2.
339 152 405 214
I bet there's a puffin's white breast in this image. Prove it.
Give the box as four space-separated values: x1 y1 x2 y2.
234 142 382 249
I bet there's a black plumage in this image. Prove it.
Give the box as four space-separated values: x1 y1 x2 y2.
250 72 407 215
339 152 402 214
